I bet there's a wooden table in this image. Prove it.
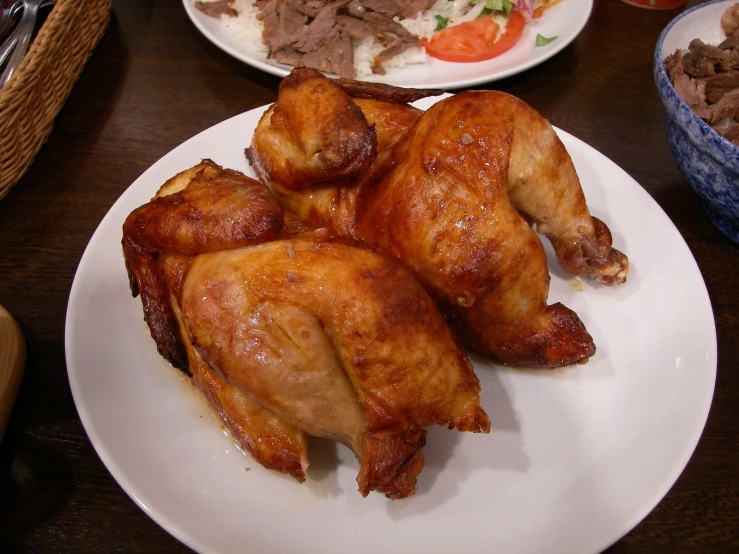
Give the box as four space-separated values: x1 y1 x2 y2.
0 0 736 551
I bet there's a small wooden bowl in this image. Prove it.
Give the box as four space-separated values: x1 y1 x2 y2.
0 304 25 439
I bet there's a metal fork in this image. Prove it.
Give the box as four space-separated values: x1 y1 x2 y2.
0 0 53 88
0 0 25 41
0 14 23 69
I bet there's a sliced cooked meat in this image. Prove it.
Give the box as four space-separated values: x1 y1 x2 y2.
301 34 356 78
664 5 739 145
297 4 346 51
260 0 313 54
372 37 419 74
700 70 739 103
347 0 436 20
710 88 739 124
674 74 711 120
683 39 730 76
718 35 739 51
353 10 420 75
195 0 237 17
664 49 684 83
254 0 437 78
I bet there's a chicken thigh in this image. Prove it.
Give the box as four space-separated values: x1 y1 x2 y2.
182 236 489 497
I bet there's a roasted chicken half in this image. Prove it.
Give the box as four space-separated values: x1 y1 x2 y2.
247 68 629 368
122 160 490 498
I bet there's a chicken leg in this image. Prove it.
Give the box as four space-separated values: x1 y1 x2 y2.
247 68 629 367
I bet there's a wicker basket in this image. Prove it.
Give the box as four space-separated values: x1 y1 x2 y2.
0 0 112 200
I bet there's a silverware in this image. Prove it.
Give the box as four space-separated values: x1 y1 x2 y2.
0 0 52 88
0 12 22 69
0 0 24 41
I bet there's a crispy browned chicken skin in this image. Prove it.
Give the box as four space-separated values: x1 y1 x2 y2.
247 68 629 368
122 160 284 368
122 160 489 498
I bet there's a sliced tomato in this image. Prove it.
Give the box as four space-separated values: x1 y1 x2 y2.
422 10 525 63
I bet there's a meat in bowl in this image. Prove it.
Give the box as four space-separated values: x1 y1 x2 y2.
663 3 739 146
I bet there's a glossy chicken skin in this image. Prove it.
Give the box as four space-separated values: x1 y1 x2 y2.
122 160 489 497
122 160 284 368
168 275 311 482
182 237 489 497
123 160 308 480
247 68 629 368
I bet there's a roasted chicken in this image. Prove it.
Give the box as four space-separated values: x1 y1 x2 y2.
122 159 490 498
247 68 629 368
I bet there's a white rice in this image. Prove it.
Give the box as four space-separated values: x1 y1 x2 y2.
206 0 507 76
221 0 269 55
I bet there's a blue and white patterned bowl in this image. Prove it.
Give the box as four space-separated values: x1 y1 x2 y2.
654 0 739 243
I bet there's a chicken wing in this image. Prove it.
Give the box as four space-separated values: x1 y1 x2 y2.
123 160 489 498
247 68 629 368
122 159 285 368
123 160 309 480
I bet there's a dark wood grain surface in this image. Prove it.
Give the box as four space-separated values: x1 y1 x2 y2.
0 0 737 551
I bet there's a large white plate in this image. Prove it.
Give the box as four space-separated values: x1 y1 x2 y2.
66 97 716 554
182 0 593 89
